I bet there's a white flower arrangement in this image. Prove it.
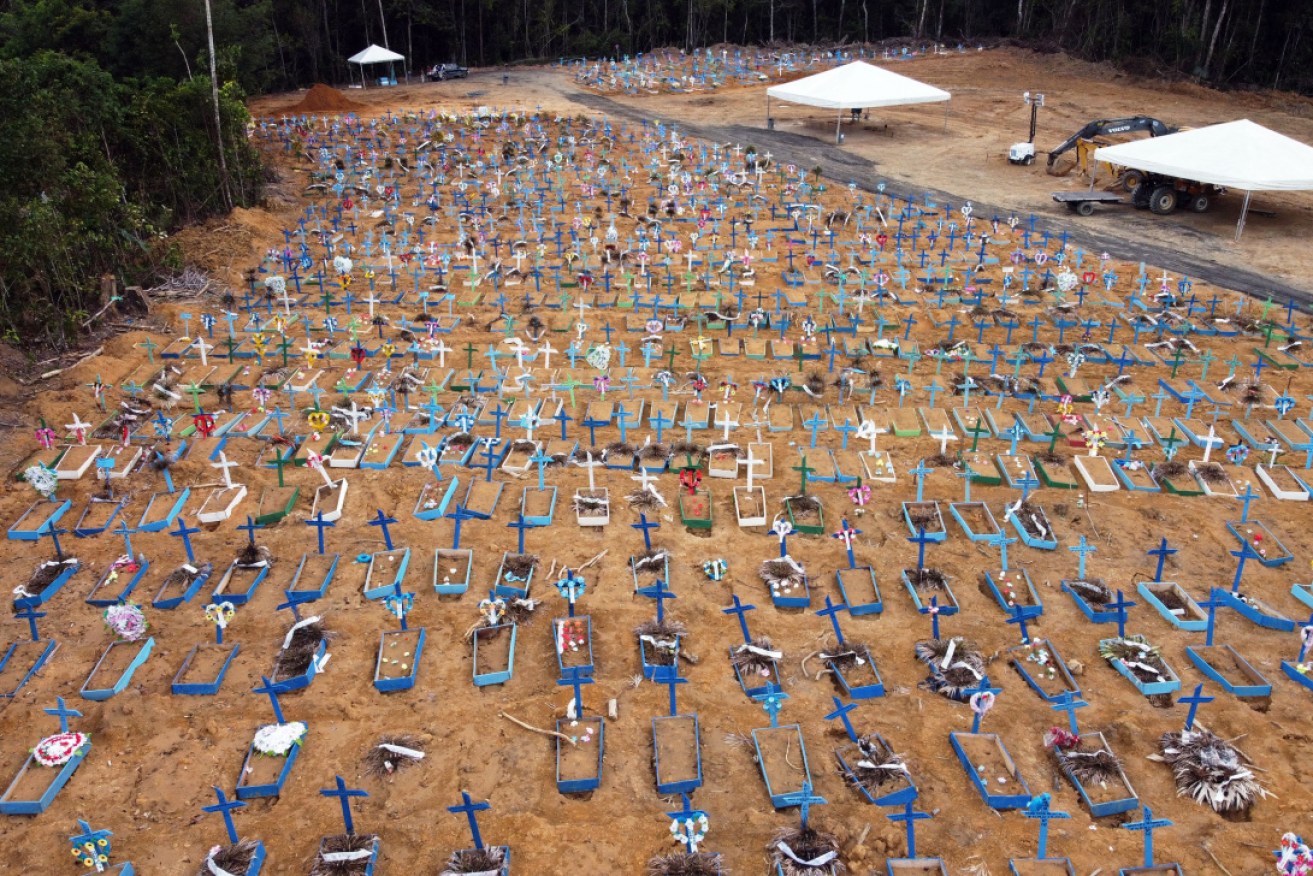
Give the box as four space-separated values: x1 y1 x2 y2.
24 464 57 499
252 721 307 757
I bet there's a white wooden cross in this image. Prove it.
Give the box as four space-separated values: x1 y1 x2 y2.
521 411 541 443
340 401 368 435
743 445 764 491
306 451 335 488
194 337 213 367
66 413 90 446
211 452 238 489
857 419 878 454
539 340 557 369
432 338 450 367
504 337 527 368
1203 424 1216 464
578 450 602 492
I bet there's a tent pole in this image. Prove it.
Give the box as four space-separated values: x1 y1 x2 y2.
837 108 842 144
1236 190 1251 241
942 101 948 134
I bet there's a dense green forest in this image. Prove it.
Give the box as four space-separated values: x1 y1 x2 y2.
3 0 1309 94
2 0 1312 346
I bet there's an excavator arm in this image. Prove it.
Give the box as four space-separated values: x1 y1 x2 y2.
1045 117 1176 168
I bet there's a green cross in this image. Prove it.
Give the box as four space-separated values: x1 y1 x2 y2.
793 454 815 495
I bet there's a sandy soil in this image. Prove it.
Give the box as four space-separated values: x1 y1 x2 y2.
0 50 1310 876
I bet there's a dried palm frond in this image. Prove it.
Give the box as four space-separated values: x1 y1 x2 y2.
1193 462 1228 484
274 621 332 677
1152 459 1188 480
915 636 987 699
840 735 910 793
160 562 211 593
1159 727 1268 814
441 845 508 874
362 734 425 778
769 824 845 876
309 834 378 875
631 548 671 572
605 441 635 457
639 442 671 460
729 637 781 675
197 840 259 876
1057 745 1124 786
759 557 806 589
500 553 538 579
1066 578 1111 604
646 851 722 876
786 495 821 514
904 567 947 591
627 489 663 510
236 543 272 568
822 641 872 670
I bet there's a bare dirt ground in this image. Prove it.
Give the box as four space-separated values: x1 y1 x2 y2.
0 49 1309 876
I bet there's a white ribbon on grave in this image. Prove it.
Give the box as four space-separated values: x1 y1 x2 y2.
640 635 680 650
856 759 909 774
378 743 425 760
734 643 782 661
1124 660 1162 678
776 842 838 868
282 616 323 650
313 652 331 673
949 660 984 681
322 849 375 863
940 638 958 670
204 848 240 876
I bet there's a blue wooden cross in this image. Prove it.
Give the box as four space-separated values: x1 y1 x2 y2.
816 596 849 644
1235 483 1259 523
824 695 860 743
966 676 1002 732
237 515 263 547
919 596 943 640
663 672 688 716
203 787 246 845
631 512 660 551
320 775 368 835
368 509 398 550
757 690 788 727
651 409 672 442
1179 683 1213 731
1068 535 1096 580
252 675 286 724
15 606 45 641
554 407 572 440
637 578 676 625
478 440 498 482
888 801 931 859
115 520 136 557
1123 806 1172 868
506 512 534 555
908 526 934 572
1147 537 1178 582
1230 540 1260 593
447 791 491 850
803 410 826 448
45 697 81 733
1007 603 1032 643
1001 425 1022 456
1023 795 1070 860
1199 588 1229 646
993 533 1017 572
529 448 552 491
1051 691 1087 735
277 590 313 624
41 521 67 559
722 594 756 643
305 511 335 555
69 819 115 869
170 515 200 563
909 459 932 503
1108 589 1136 640
445 504 478 550
785 779 827 829
557 668 593 717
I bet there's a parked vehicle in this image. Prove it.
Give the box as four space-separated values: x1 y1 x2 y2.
427 63 468 81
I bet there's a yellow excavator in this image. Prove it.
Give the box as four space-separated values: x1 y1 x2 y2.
1044 116 1176 188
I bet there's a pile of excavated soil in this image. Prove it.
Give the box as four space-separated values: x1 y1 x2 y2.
282 83 364 114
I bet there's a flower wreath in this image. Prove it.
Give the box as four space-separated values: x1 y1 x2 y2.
33 732 89 767
104 603 148 642
252 721 307 757
670 812 709 845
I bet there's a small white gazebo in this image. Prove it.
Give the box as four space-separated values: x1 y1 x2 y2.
1095 119 1313 239
348 44 405 88
766 60 951 143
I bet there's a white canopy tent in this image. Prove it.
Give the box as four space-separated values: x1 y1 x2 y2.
1094 119 1313 239
348 44 405 88
765 60 951 143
